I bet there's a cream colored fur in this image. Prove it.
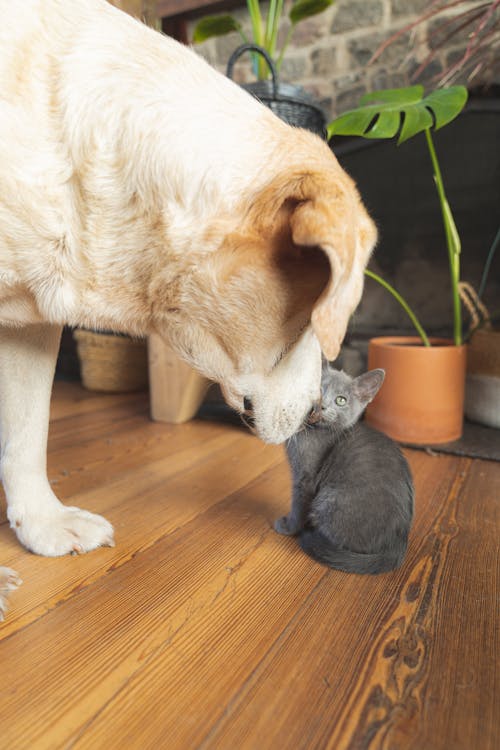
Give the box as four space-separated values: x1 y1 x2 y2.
0 0 376 604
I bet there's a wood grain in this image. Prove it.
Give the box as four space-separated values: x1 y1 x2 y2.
0 383 498 750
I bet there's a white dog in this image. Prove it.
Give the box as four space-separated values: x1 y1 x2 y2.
0 0 376 615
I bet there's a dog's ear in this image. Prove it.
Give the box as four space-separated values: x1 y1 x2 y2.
289 174 377 361
243 168 376 361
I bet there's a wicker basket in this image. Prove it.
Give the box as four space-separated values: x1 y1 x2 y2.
227 44 327 138
74 329 148 393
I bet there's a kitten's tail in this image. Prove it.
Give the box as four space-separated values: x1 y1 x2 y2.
300 529 406 575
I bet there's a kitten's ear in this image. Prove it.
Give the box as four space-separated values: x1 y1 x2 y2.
352 369 385 405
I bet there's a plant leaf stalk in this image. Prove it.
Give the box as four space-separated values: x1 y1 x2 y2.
424 128 462 345
479 226 500 299
265 0 284 61
364 269 431 346
246 0 266 77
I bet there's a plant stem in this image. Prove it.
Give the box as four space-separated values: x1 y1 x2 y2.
268 0 284 60
424 128 462 345
365 269 431 346
264 0 277 55
246 0 266 77
479 226 500 299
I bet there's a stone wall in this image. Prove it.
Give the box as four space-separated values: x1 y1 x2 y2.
189 0 499 119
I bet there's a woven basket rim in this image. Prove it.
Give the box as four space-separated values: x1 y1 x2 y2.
242 80 326 116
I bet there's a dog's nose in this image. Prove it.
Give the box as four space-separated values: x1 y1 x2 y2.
243 396 253 414
307 400 322 425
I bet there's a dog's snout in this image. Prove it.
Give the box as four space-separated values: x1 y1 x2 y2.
307 400 322 425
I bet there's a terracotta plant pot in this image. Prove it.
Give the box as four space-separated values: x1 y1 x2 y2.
366 337 467 445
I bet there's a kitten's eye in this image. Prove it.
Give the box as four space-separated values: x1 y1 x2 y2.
335 395 347 406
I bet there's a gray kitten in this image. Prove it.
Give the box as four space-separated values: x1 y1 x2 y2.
274 364 414 574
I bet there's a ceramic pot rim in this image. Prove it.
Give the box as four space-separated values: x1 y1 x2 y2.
370 336 466 351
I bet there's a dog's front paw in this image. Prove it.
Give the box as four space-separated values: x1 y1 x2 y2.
12 506 114 557
0 567 22 621
274 515 301 536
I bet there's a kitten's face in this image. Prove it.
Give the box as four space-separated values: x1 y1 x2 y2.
319 365 385 431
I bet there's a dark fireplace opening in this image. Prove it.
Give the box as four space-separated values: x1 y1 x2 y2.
331 95 500 373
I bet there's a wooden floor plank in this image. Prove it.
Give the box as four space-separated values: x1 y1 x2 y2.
48 381 149 422
0 466 323 750
191 453 475 750
404 458 499 750
1 383 498 750
1 427 282 636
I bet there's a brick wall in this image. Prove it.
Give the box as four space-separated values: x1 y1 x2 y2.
189 0 499 120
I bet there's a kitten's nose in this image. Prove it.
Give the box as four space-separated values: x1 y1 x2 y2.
307 400 322 425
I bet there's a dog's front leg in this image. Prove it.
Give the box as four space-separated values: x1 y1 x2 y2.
0 324 114 556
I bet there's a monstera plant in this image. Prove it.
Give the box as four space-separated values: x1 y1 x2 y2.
327 85 470 445
328 84 468 347
193 0 334 79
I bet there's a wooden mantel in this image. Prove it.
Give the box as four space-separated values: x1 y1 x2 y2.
157 0 239 16
109 0 242 41
109 0 241 22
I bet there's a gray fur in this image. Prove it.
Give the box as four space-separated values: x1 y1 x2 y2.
275 364 414 575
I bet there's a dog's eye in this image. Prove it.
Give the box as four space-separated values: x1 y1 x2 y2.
335 395 347 406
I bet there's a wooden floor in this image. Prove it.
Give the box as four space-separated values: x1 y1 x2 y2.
0 382 498 750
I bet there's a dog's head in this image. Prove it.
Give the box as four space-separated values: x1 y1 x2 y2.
155 145 376 443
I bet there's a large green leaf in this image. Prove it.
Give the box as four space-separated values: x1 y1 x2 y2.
360 86 424 106
327 85 468 143
192 15 242 43
424 87 468 128
289 0 334 25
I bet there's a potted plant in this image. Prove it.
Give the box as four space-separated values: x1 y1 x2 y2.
192 0 335 77
192 1 335 137
328 84 469 444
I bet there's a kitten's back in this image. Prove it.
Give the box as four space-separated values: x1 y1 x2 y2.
301 423 414 575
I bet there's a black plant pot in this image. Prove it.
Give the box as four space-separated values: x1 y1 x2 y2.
227 44 327 139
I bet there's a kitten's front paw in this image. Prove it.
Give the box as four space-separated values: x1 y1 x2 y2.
0 567 22 621
274 515 301 536
11 506 115 557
